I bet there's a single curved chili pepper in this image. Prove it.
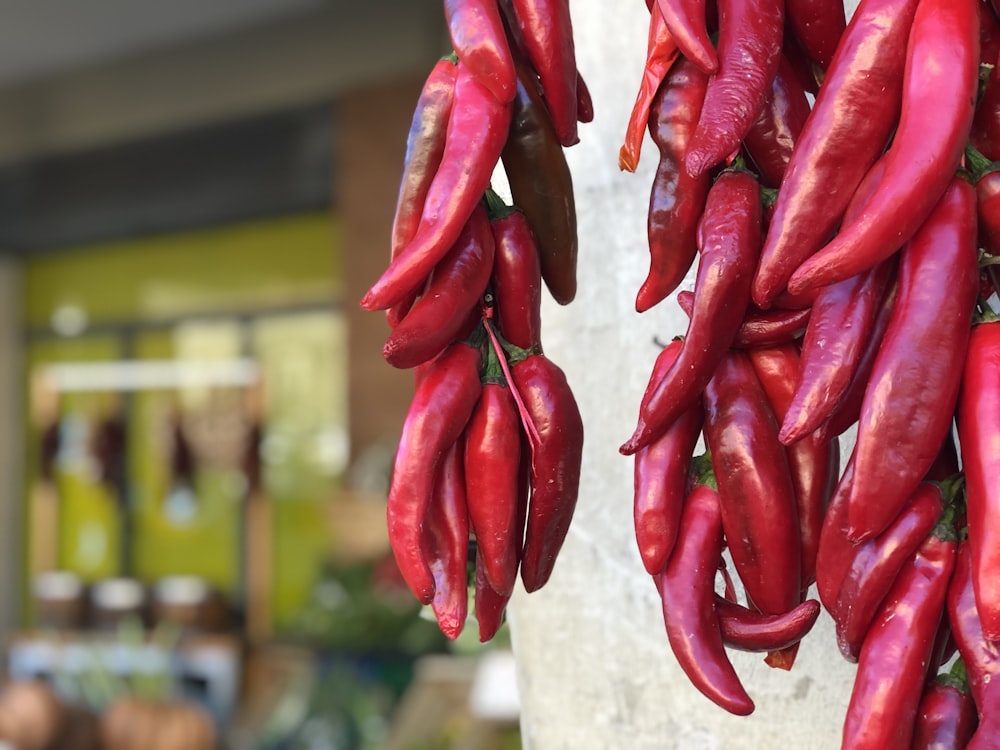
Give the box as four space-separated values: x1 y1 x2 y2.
657 483 755 716
507 0 579 147
655 0 717 75
842 177 978 543
741 54 812 190
510 351 583 592
957 317 1000 640
841 523 957 750
387 56 459 328
784 0 846 70
383 203 495 369
833 481 949 662
621 167 761 455
464 346 522 597
576 70 594 123
361 64 512 312
474 550 513 642
675 290 811 348
632 341 702 575
501 61 578 306
747 344 838 590
947 539 1000 710
684 0 784 178
444 0 516 104
911 661 979 750
972 59 1000 164
966 145 1000 258
714 595 820 653
425 439 470 639
486 193 543 350
619 6 681 174
967 679 1000 749
750 0 919 309
702 349 802 668
635 56 711 312
787 0 979 296
814 470 854 616
387 339 483 603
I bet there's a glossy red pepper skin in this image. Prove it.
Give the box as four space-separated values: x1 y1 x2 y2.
971 53 1000 163
947 540 1000 711
981 0 1000 66
576 70 594 123
787 0 979 295
714 595 820 652
636 56 711 312
387 341 483 604
703 350 802 627
633 341 702 575
621 168 761 455
685 0 785 178
425 439 470 639
751 0 918 309
657 484 755 716
911 673 978 750
655 0 718 75
474 551 513 642
833 482 946 662
675 290 810 348
784 0 846 69
815 473 855 616
388 57 459 328
967 680 1000 749
501 62 578 306
444 0 516 104
508 0 579 147
741 55 812 190
748 344 838 590
841 178 977 543
464 377 522 597
383 203 495 369
489 205 543 350
363 66 512 312
510 352 583 592
957 320 1000 640
841 529 957 750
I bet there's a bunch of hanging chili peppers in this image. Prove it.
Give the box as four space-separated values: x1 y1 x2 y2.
363 0 587 642
620 0 1000 745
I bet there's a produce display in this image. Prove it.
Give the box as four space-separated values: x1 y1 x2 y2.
618 0 1000 745
362 0 586 642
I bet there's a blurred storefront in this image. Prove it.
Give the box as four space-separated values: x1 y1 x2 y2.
0 2 519 748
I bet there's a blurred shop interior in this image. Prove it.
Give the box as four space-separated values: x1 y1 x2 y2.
0 1 519 748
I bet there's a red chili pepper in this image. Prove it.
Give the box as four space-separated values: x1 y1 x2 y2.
675 290 811 348
714 595 820 653
387 339 483 603
635 55 711 312
741 54 812 190
507 0 579 147
621 167 761 455
783 0 846 70
957 317 1000 641
444 0 517 104
947 539 1000 711
474 550 513 642
501 61 578 306
684 0 785 178
780 24 821 95
911 661 979 750
655 0 718 75
750 0 919 309
967 680 1000 749
981 0 1000 66
619 6 681 174
966 145 1000 262
486 193 543 350
383 203 495 369
425 439 471 639
576 70 594 123
632 341 703 575
361 63 512 312
815 471 855 616
747 344 839 591
510 351 584 592
841 176 977 543
833 481 949 662
702 349 801 655
656 483 755 716
787 0 979 296
464 347 523 597
387 55 460 327
841 524 957 750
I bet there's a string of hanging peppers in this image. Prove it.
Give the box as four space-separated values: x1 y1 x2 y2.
621 0 1000 745
362 0 587 642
